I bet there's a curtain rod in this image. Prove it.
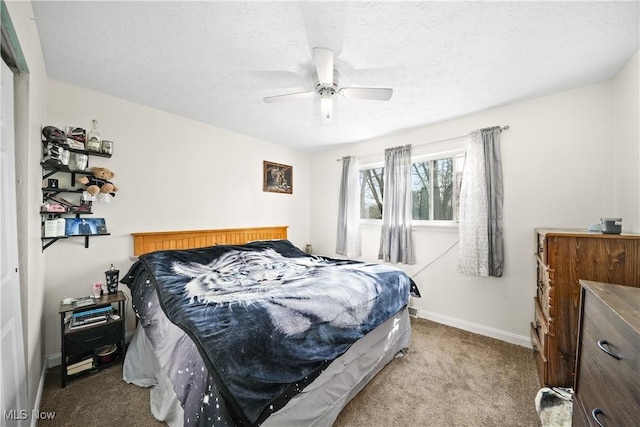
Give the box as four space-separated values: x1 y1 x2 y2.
336 125 509 162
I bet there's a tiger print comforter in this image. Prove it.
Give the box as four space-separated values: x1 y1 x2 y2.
122 239 417 426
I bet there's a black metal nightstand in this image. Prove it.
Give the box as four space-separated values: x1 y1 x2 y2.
58 291 126 387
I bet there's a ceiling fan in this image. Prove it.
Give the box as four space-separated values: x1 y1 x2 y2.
263 47 393 124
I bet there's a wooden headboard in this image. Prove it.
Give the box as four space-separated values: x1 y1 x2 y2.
131 226 289 256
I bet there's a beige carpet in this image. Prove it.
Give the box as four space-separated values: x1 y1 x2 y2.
39 318 541 426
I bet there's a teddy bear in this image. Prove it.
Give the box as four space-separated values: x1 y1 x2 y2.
77 167 118 196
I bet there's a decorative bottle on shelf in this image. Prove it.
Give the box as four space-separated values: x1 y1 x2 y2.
86 119 102 152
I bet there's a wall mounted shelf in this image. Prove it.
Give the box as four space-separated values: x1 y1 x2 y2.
42 233 111 251
40 137 114 251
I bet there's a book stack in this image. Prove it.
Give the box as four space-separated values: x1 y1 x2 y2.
67 355 94 376
69 305 112 330
73 297 96 309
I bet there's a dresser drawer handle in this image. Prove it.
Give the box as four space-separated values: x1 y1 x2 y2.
597 339 620 360
591 408 606 427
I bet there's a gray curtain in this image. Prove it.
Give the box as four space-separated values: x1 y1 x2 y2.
336 156 361 257
483 127 504 277
378 145 414 264
458 126 503 277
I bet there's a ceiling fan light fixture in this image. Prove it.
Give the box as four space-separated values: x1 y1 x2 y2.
264 47 392 123
320 91 333 124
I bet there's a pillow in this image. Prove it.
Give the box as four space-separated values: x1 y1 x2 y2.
245 239 308 258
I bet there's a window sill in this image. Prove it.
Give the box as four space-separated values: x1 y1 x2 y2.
412 223 459 233
359 221 459 233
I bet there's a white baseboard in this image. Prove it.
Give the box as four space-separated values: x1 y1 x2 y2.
417 310 532 349
30 359 48 427
46 353 61 369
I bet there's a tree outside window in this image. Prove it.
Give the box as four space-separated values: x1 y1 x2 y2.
360 167 384 219
360 153 464 223
412 157 454 220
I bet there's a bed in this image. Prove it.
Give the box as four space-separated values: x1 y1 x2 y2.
122 226 418 427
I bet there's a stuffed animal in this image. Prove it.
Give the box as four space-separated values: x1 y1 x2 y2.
77 167 118 196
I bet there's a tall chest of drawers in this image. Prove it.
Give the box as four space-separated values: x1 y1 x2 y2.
572 280 639 426
531 229 640 387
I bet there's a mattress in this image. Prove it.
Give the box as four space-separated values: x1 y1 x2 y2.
124 306 411 426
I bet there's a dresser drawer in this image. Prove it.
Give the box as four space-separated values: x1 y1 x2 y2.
537 232 548 264
532 297 548 350
581 297 640 417
64 321 122 355
531 322 543 355
574 351 634 426
573 281 640 427
536 262 553 320
532 335 547 387
571 395 589 427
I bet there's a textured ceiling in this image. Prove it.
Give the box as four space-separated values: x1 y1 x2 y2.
33 1 639 152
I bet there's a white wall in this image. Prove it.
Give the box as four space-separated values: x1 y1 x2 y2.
613 51 640 233
42 80 310 358
5 0 49 416
310 80 630 347
14 0 638 391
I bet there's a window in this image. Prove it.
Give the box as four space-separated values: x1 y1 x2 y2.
412 153 465 222
360 166 384 219
359 152 465 223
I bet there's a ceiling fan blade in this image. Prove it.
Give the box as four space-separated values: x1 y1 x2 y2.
313 47 334 86
339 87 393 101
263 91 315 103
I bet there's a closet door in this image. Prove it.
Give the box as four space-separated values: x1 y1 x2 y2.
1 59 28 426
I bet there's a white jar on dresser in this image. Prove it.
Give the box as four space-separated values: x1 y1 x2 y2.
572 280 639 426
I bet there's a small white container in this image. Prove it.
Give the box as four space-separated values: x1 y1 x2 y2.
587 223 601 232
74 153 88 171
44 220 58 237
56 218 66 236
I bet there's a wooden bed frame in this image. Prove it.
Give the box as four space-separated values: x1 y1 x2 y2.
131 226 288 256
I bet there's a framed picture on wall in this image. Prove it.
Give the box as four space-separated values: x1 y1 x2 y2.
263 161 293 194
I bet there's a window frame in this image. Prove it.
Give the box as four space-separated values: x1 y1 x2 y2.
357 149 465 227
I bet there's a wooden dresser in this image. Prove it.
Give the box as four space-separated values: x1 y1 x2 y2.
531 228 640 387
572 280 640 426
